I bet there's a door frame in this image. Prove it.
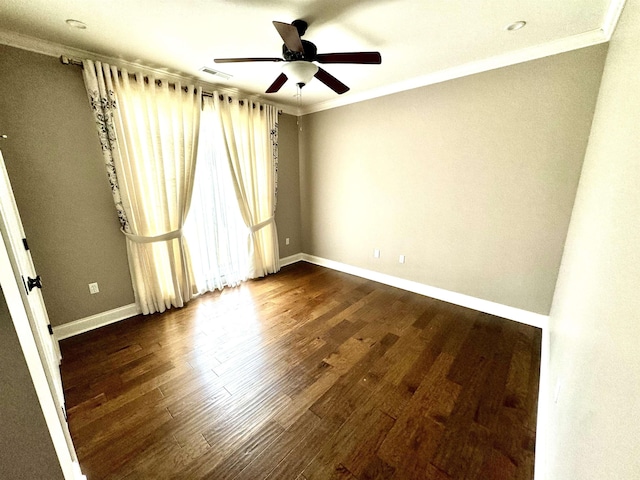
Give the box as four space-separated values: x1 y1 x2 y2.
0 232 84 479
0 149 84 479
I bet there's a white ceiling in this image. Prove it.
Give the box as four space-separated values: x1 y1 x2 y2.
0 0 624 114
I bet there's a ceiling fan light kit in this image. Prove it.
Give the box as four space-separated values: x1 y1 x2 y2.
282 61 318 87
214 19 382 95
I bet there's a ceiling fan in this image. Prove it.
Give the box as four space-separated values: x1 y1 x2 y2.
214 19 382 95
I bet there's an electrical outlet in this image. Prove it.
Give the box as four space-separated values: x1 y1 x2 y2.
373 248 380 258
285 237 290 245
399 255 406 264
88 282 99 294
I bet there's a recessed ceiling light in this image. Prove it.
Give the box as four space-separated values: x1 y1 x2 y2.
505 20 527 31
65 19 87 29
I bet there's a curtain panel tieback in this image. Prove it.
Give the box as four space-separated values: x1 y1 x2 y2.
249 216 275 234
121 228 183 243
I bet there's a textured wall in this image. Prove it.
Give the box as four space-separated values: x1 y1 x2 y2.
0 44 303 325
0 44 134 326
0 286 65 479
299 45 607 314
545 0 640 477
275 113 302 258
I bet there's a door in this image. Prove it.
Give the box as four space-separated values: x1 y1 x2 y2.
0 149 64 409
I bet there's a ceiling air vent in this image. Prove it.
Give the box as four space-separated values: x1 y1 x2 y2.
199 67 232 80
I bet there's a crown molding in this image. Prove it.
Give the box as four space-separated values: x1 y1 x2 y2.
602 0 627 40
0 7 619 119
300 28 610 115
0 27 298 116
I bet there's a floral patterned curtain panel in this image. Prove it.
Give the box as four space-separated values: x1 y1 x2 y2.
82 60 201 314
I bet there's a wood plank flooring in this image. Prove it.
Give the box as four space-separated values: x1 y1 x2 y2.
60 262 541 480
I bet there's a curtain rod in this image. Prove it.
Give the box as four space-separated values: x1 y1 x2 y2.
60 55 282 113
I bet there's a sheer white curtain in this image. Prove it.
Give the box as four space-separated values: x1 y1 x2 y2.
214 95 280 278
184 97 250 293
82 61 201 314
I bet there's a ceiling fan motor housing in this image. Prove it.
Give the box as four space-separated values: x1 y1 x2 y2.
283 40 317 62
291 19 308 36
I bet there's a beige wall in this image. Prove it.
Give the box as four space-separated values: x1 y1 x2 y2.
545 1 640 478
0 45 134 326
0 286 65 479
299 45 607 315
275 113 302 257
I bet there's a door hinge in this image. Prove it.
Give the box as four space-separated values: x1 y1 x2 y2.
26 275 42 292
48 324 54 335
22 238 29 250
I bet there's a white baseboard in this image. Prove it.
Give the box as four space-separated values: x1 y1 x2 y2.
53 255 304 340
280 253 304 267
300 254 549 329
53 303 140 340
534 326 551 480
72 461 87 480
52 254 303 340
53 253 548 339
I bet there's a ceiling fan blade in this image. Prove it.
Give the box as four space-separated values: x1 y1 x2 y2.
273 21 304 53
314 67 350 94
316 52 382 64
266 73 288 93
214 57 284 63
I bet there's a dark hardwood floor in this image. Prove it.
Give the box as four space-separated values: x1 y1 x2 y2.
60 262 541 480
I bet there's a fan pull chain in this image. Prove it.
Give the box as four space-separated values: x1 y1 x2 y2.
296 83 303 131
